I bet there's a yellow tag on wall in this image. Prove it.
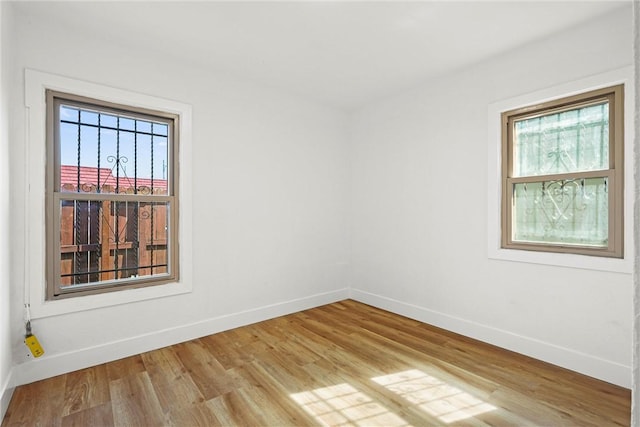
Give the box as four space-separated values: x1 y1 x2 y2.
25 334 44 358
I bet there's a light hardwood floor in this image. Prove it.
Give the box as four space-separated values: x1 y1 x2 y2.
2 300 631 426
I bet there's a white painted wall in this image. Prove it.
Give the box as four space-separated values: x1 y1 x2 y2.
350 7 634 387
0 2 14 420
8 7 350 385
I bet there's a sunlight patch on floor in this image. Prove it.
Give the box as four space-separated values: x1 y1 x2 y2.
290 383 410 426
372 369 496 423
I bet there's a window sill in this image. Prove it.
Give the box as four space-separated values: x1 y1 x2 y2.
31 280 192 319
488 246 631 274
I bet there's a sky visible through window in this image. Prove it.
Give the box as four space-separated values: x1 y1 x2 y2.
59 105 169 182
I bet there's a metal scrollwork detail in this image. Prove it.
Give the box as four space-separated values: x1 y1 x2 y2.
107 155 129 166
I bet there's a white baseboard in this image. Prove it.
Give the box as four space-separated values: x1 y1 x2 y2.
1 370 14 422
10 288 349 387
350 288 631 388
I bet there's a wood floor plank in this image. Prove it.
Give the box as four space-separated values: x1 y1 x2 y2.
164 400 223 427
199 331 270 370
140 347 205 413
206 390 265 427
249 350 319 393
109 372 165 427
2 300 631 426
235 382 303 426
2 374 66 427
61 364 110 417
61 402 113 427
105 355 146 382
172 339 237 400
247 360 330 426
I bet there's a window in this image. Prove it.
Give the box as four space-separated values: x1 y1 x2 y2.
46 91 179 299
501 84 623 258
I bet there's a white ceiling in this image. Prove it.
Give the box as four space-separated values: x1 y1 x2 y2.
13 1 629 110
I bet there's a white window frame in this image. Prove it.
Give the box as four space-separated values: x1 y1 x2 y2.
25 69 193 318
487 67 634 273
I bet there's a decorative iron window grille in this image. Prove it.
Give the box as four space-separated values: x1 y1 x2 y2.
501 84 624 258
46 91 179 299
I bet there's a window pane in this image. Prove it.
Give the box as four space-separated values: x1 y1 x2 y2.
80 110 99 125
58 104 170 195
155 123 168 136
100 113 117 128
513 103 609 177
59 199 170 289
119 117 135 131
512 177 608 247
137 120 152 134
60 106 78 121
